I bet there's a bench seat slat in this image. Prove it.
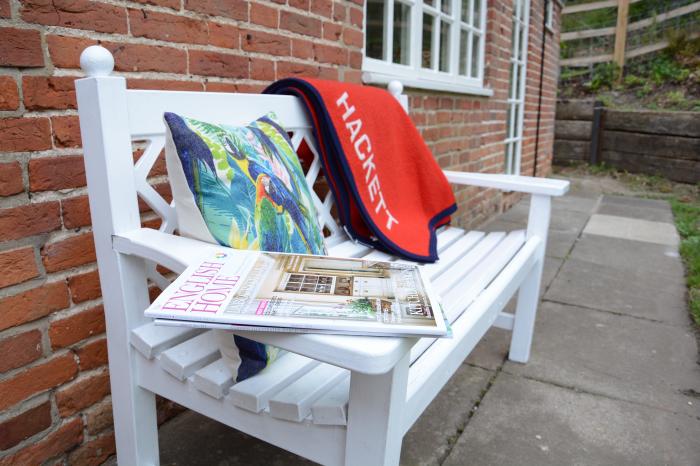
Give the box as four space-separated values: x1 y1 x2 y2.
443 230 526 321
311 375 350 426
433 232 506 295
160 331 221 381
193 358 235 399
131 323 204 360
422 231 485 280
229 352 319 413
328 240 373 258
268 364 349 422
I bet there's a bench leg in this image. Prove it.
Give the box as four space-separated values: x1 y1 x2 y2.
509 258 543 363
104 255 161 465
344 352 410 466
111 376 160 466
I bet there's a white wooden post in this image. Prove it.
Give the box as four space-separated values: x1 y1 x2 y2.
344 352 410 466
509 193 551 363
76 46 160 465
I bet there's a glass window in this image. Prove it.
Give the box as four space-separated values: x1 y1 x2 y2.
362 0 488 94
504 0 530 175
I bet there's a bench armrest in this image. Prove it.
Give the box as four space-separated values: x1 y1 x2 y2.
113 228 413 375
443 170 570 196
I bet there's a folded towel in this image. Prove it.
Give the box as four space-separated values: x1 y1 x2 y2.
264 78 456 262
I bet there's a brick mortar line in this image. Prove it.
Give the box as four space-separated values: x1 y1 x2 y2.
0 15 362 54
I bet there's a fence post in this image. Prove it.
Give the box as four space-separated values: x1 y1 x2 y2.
589 100 605 165
613 0 630 80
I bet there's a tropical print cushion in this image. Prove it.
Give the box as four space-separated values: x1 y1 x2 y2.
163 111 326 382
163 111 326 255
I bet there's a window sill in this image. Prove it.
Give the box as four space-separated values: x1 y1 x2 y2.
362 70 494 97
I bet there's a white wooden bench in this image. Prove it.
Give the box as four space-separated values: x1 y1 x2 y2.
75 45 569 466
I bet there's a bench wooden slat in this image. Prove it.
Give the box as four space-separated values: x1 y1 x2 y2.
194 358 235 399
433 232 506 295
443 230 526 321
160 331 221 381
131 323 203 359
229 352 319 413
268 363 349 422
311 375 350 426
422 230 485 280
434 226 466 252
328 239 373 258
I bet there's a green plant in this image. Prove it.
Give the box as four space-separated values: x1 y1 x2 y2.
623 74 645 87
663 90 686 107
585 62 619 92
666 29 700 61
636 81 653 98
646 55 690 85
595 94 614 107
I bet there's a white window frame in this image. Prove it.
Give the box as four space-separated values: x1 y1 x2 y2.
504 0 530 175
545 0 554 33
362 0 492 96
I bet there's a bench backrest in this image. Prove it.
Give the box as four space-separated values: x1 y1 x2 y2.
76 46 406 287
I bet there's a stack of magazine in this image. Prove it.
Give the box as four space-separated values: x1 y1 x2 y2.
146 249 449 338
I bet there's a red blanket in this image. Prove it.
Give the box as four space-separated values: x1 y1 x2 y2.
264 78 456 262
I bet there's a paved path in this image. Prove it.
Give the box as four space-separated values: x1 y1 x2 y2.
158 184 700 465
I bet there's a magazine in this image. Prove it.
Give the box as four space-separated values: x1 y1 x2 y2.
145 248 448 338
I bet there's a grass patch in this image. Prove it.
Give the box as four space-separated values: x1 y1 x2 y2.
671 199 700 325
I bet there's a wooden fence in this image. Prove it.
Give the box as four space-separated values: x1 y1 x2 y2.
560 0 700 70
554 100 700 183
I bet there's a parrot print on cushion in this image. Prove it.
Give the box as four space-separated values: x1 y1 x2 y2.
164 112 326 255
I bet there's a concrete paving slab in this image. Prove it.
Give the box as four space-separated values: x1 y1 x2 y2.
401 365 493 466
466 327 511 371
545 229 579 259
443 373 700 466
516 195 599 215
159 410 313 466
498 203 590 234
545 258 689 326
597 202 674 223
551 195 599 214
570 234 684 280
504 301 700 416
600 194 671 211
583 214 680 247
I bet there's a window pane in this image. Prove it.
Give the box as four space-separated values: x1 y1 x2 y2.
366 0 385 60
518 20 526 60
471 34 480 77
439 20 450 72
441 0 451 15
473 0 481 27
459 29 468 75
461 0 470 23
422 13 434 69
424 0 435 7
392 2 411 65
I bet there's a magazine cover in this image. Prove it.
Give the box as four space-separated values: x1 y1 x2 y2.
146 249 447 337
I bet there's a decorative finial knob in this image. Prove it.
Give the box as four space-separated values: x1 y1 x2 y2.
80 45 114 77
387 80 404 97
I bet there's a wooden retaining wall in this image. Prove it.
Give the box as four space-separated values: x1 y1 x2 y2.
554 100 700 184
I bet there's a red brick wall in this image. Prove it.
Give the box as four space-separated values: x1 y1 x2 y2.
0 1 559 464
